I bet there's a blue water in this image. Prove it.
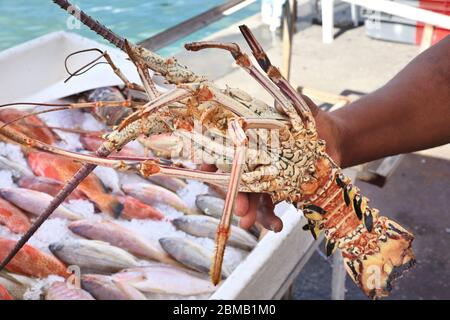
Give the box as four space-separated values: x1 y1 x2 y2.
0 0 260 56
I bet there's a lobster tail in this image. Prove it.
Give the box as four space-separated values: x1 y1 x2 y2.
299 159 415 299
53 0 125 50
341 217 415 299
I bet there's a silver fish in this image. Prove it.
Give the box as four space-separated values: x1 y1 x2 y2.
196 194 260 237
173 216 257 250
113 265 216 296
0 155 33 179
68 220 180 266
159 237 232 278
45 281 95 300
0 188 81 220
81 274 131 300
122 183 197 214
49 239 140 274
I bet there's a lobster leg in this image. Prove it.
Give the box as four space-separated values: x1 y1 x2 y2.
185 42 305 132
211 118 248 284
99 50 146 93
239 25 316 132
124 40 160 100
117 87 194 130
118 82 285 133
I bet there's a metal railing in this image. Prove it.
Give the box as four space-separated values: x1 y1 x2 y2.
138 0 257 51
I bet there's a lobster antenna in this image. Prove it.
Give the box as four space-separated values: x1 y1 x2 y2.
53 0 126 51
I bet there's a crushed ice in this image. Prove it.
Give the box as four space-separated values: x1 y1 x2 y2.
93 166 123 195
28 218 76 254
64 199 100 221
79 112 105 132
0 142 28 167
0 170 16 188
178 179 209 209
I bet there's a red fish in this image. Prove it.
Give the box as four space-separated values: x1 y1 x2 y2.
0 284 13 300
0 237 68 278
0 197 31 234
0 109 55 144
27 152 123 217
120 196 164 220
18 176 86 201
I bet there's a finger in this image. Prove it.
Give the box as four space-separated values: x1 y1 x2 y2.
239 193 258 229
235 193 249 217
256 194 283 232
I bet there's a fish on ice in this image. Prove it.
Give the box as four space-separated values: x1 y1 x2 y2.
68 220 179 266
113 265 217 296
119 196 164 220
28 152 123 217
49 239 140 274
0 188 82 221
122 183 196 215
0 109 56 145
18 176 86 201
45 281 95 300
0 238 68 278
172 216 257 251
159 237 232 278
0 197 31 234
81 274 132 300
196 194 260 237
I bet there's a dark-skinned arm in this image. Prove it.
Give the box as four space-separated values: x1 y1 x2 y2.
317 35 450 168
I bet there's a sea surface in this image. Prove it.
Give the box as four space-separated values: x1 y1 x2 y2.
0 0 259 56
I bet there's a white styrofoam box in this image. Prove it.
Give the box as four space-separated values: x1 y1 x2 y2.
0 32 142 104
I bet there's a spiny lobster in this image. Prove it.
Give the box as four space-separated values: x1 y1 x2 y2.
0 0 415 299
